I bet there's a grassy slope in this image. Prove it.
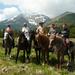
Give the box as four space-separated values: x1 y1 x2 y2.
0 38 75 75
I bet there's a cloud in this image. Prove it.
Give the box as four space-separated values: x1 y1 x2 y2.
0 14 5 21
17 0 75 17
3 7 19 17
0 0 75 18
0 7 19 21
0 0 16 5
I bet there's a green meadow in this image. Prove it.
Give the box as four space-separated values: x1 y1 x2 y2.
0 38 75 75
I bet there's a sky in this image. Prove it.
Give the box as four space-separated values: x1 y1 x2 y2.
0 0 75 21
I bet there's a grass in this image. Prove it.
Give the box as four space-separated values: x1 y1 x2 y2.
0 38 75 75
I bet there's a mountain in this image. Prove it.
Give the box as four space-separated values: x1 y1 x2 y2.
0 14 30 30
26 14 50 26
0 14 50 31
50 12 75 26
1 11 75 31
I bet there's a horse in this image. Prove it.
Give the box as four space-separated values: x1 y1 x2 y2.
16 32 30 63
29 30 40 62
3 33 14 58
29 30 50 63
50 35 75 68
36 34 49 63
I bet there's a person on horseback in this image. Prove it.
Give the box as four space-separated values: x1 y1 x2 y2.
36 22 44 35
3 25 14 48
21 23 30 41
48 24 57 35
21 23 30 62
48 24 59 46
61 24 70 47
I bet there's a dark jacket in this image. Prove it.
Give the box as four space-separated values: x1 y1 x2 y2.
61 28 70 38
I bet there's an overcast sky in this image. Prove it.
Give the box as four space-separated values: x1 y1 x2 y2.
0 0 75 21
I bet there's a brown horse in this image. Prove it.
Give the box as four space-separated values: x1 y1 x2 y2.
50 36 65 68
35 34 50 63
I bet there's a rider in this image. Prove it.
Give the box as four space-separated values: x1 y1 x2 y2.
61 24 70 47
21 23 30 61
21 23 30 41
48 24 57 35
48 24 61 49
3 25 14 47
36 22 44 35
48 24 57 42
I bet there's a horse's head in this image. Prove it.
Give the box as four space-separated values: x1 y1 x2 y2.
17 32 29 50
17 32 27 45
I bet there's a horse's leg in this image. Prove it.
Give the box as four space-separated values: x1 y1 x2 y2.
16 48 20 63
28 47 31 61
71 51 74 62
67 52 71 62
35 47 40 63
23 50 25 63
44 49 49 64
39 49 41 63
60 52 64 68
61 53 64 64
42 49 45 63
26 48 30 63
29 39 32 54
27 44 30 58
43 48 49 64
47 50 49 64
8 47 12 58
59 51 63 69
5 48 7 56
67 48 71 62
27 41 31 62
57 51 61 69
35 48 38 62
44 50 46 63
61 48 64 64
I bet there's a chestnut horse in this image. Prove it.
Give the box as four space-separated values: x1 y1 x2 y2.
35 34 50 63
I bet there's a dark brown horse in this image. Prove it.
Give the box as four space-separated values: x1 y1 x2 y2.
16 32 29 63
50 36 65 68
51 36 75 68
